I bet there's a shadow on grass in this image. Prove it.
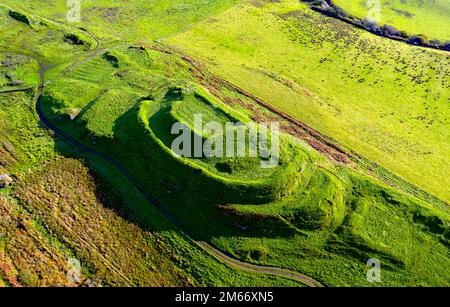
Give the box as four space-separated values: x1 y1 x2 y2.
44 99 297 244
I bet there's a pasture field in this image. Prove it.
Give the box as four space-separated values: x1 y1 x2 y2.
0 0 449 287
39 43 450 286
0 0 241 43
333 0 450 42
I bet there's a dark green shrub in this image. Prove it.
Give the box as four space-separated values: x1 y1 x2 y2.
8 10 30 25
250 247 268 261
103 52 119 68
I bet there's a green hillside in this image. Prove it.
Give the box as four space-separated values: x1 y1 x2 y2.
169 0 450 202
0 5 299 287
0 0 449 287
333 0 450 42
0 0 241 42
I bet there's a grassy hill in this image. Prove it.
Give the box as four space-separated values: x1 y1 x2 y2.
0 6 299 287
38 43 450 286
0 0 449 287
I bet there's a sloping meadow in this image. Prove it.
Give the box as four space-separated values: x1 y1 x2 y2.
40 44 450 286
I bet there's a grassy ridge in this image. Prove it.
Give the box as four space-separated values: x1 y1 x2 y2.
138 84 305 203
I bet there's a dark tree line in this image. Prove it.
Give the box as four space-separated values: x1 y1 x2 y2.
300 0 450 51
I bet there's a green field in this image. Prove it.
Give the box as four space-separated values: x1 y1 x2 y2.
39 41 450 286
0 0 449 287
0 0 240 43
169 0 450 203
333 0 450 42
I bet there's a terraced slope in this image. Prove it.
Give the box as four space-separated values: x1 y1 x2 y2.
139 84 305 203
39 44 450 286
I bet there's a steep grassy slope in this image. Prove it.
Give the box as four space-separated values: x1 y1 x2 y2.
333 0 450 41
168 0 450 202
